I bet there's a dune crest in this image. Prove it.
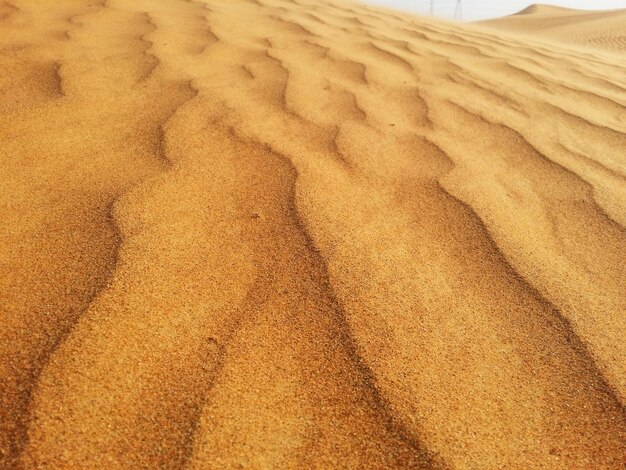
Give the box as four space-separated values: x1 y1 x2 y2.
1 0 625 468
516 4 577 15
484 4 626 52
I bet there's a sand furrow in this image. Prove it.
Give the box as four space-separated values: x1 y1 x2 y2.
20 83 206 468
189 6 624 462
428 98 626 401
0 1 200 465
0 1 16 22
185 128 435 469
2 0 626 467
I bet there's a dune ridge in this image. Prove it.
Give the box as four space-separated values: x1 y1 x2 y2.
1 0 625 468
484 3 626 52
516 4 576 15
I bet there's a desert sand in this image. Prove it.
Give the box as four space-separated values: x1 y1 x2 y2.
482 4 626 52
1 0 625 468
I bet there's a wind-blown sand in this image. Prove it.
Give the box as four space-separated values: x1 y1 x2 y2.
482 4 626 52
1 0 625 468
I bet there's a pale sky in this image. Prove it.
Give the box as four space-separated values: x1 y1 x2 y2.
360 0 626 21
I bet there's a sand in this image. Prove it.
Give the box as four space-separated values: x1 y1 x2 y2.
482 4 626 52
0 0 625 468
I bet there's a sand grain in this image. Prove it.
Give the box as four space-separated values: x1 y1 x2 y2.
1 0 625 468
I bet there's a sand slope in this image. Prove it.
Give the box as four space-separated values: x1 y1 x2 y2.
483 3 626 52
1 0 625 468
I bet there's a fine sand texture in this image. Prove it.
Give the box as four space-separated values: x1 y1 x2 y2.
1 0 625 468
482 4 626 52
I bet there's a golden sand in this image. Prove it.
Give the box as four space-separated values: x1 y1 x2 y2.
1 0 625 468
482 4 626 52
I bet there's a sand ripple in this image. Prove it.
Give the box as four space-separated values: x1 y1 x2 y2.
1 0 625 468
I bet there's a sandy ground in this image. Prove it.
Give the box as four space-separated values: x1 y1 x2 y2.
1 0 625 468
482 4 626 53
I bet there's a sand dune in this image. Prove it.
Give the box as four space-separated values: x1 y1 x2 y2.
483 3 626 52
1 0 625 468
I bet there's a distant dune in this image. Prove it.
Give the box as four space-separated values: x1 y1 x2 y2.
483 3 626 52
1 0 625 468
516 4 576 15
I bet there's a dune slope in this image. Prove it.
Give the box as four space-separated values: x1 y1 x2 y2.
483 3 626 52
1 0 625 468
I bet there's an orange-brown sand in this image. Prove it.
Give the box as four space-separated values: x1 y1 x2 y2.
1 0 625 468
